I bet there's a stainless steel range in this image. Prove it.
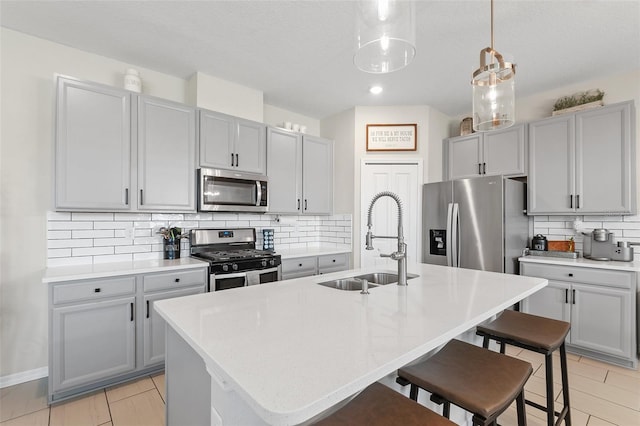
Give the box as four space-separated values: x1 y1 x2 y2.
189 228 281 291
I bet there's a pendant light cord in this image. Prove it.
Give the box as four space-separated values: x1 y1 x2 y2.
490 0 494 50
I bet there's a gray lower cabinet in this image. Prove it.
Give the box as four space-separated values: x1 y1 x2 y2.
199 109 266 174
445 124 526 180
55 76 131 210
266 127 333 215
48 267 207 402
281 253 350 280
520 261 637 368
137 96 196 211
528 101 636 215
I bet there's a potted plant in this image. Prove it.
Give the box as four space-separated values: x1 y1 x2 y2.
552 89 604 116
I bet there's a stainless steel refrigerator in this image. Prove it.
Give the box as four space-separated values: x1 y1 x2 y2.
422 175 528 274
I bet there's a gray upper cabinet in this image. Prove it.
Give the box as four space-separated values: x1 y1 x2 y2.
137 96 196 211
302 135 334 214
266 128 333 215
199 110 266 174
528 101 635 215
55 76 131 210
445 124 526 180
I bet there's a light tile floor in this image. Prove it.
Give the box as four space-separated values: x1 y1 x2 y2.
1 349 639 425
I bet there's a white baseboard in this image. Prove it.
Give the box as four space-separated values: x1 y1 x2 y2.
0 367 48 388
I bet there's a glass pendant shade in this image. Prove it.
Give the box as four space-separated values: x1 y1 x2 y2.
471 0 516 132
472 49 515 131
354 0 416 74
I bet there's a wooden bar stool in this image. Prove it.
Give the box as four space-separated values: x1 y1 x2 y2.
313 382 456 426
476 310 571 426
397 339 533 426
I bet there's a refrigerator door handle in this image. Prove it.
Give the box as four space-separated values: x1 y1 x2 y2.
446 203 454 266
452 203 460 267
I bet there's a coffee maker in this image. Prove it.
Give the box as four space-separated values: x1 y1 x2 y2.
583 229 634 261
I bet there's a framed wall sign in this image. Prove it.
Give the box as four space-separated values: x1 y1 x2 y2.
366 124 417 151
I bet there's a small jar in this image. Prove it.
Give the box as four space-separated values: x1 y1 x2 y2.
124 68 142 93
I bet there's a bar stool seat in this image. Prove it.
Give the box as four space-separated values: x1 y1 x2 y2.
397 339 533 426
313 382 456 426
476 310 571 426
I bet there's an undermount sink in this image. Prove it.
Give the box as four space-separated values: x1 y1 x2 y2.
317 278 380 291
317 273 419 291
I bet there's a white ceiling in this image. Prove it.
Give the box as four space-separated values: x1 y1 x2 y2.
1 1 639 119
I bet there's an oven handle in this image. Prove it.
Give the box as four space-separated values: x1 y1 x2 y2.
213 271 248 280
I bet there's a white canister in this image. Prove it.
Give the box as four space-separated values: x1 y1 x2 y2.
124 68 142 93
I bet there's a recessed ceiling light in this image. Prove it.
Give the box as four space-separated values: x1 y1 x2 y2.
370 86 383 95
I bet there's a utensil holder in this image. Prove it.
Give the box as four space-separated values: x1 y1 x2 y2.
163 237 181 260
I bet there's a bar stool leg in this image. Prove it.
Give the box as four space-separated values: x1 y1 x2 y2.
545 353 555 426
560 343 572 426
409 384 418 401
516 390 527 426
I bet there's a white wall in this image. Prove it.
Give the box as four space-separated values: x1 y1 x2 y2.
0 28 191 381
263 104 320 136
321 108 356 214
187 71 264 121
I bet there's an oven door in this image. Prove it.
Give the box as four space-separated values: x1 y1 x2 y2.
212 272 248 291
246 266 281 285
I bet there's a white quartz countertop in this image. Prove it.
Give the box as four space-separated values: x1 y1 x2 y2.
43 257 209 283
275 246 351 259
155 263 547 425
519 255 640 272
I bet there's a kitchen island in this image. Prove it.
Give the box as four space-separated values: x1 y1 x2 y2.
154 263 547 426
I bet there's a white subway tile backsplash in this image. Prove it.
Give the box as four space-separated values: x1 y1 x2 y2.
48 221 93 230
48 230 71 239
48 239 93 249
72 246 114 256
94 221 133 230
47 212 352 266
72 230 114 239
72 212 114 221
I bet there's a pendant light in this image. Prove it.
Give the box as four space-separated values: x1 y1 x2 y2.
472 0 516 131
354 0 416 74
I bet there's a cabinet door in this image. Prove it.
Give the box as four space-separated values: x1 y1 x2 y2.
520 280 571 326
266 128 302 213
199 110 234 170
137 97 196 211
570 283 632 359
142 286 205 367
51 296 136 392
483 124 526 176
55 77 131 210
528 115 575 214
447 134 481 180
235 118 266 174
576 102 635 214
302 135 333 214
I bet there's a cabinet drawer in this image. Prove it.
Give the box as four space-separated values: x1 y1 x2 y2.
53 277 136 305
318 253 349 273
282 257 317 275
521 262 633 289
143 269 207 293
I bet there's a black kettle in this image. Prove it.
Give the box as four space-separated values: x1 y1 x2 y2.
532 234 548 251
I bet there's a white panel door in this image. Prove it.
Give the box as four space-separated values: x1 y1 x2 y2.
360 162 420 269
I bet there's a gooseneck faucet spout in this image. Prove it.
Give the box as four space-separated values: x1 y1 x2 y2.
365 191 407 286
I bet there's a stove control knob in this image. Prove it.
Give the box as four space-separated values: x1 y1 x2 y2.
232 263 238 271
269 259 276 266
222 264 229 272
261 260 267 267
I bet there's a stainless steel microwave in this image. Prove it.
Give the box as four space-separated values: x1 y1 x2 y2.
198 168 268 212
